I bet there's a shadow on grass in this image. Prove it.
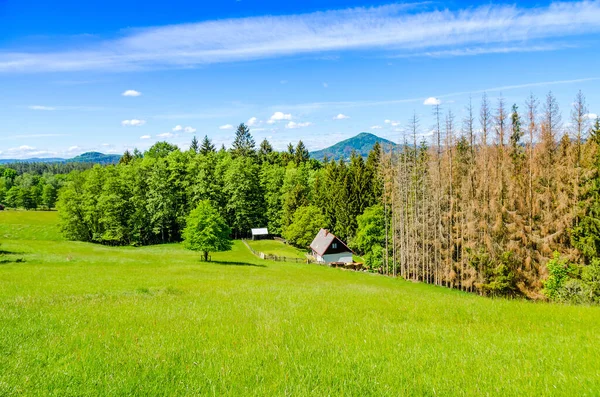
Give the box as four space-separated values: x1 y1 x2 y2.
207 260 266 268
0 250 25 255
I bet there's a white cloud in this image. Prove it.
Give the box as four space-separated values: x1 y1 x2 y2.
16 145 35 151
140 135 151 139
122 119 146 126
184 126 196 133
2 2 600 73
247 117 259 126
29 105 56 111
286 121 312 129
333 114 349 120
268 112 292 124
173 125 183 132
68 146 80 152
371 125 383 130
122 89 141 97
219 124 234 130
157 132 174 138
423 97 441 106
384 119 400 127
585 113 598 120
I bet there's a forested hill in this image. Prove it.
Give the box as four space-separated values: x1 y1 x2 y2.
0 152 121 165
310 132 398 160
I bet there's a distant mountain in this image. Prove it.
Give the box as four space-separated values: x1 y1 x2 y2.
310 132 398 161
0 152 121 165
67 152 121 165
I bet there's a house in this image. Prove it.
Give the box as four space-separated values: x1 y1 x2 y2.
251 227 269 240
310 229 353 264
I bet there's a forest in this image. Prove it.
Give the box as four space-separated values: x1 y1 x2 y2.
2 91 599 304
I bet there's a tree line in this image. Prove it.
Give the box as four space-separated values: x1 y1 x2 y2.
56 124 382 248
0 167 61 210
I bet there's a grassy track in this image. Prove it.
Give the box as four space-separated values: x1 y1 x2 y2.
1 211 599 396
245 239 308 258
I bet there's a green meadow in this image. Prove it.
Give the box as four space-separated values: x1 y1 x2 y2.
1 211 599 396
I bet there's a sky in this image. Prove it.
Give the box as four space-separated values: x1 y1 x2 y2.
0 0 599 159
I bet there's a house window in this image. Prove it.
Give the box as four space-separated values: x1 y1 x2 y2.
332 243 337 249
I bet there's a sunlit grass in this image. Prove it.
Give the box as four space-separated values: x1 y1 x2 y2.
0 211 599 395
245 239 307 258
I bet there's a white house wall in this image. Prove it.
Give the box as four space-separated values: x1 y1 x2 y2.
322 253 353 264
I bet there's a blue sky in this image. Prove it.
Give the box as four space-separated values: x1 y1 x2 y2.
1 0 599 159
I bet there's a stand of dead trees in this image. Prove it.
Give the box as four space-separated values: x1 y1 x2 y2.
380 91 598 298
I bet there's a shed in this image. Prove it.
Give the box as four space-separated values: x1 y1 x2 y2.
251 227 269 240
310 229 353 264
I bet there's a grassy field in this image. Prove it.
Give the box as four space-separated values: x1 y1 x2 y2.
1 211 599 396
245 239 308 259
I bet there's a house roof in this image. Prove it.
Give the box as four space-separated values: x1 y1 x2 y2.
309 229 353 256
251 228 269 236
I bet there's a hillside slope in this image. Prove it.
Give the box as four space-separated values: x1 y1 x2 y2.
310 132 398 160
1 211 599 395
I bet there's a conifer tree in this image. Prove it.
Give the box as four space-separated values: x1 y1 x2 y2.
200 135 215 155
190 136 200 154
231 123 255 157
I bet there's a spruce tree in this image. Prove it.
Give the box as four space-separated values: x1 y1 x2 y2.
190 136 200 154
119 150 133 165
259 139 273 156
294 140 310 165
231 123 255 157
572 118 600 261
200 135 215 155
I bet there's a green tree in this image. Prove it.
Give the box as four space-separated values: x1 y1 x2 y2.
224 157 265 236
200 135 215 155
5 186 20 209
146 142 179 159
352 205 385 271
183 200 232 261
259 139 273 157
283 205 327 248
294 140 310 165
190 136 200 154
231 123 255 157
119 150 134 165
42 184 58 209
572 118 600 261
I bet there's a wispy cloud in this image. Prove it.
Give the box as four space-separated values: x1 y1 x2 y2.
392 43 578 58
29 105 56 111
2 1 599 72
219 124 234 130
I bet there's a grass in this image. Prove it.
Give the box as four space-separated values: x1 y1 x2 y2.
245 239 308 258
1 211 599 395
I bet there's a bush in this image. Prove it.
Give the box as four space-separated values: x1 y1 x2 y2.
543 252 576 301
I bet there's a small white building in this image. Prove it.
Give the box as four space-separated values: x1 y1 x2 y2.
310 229 353 264
251 227 269 240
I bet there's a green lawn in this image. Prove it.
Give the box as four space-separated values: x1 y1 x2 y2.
245 239 308 259
1 211 599 395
